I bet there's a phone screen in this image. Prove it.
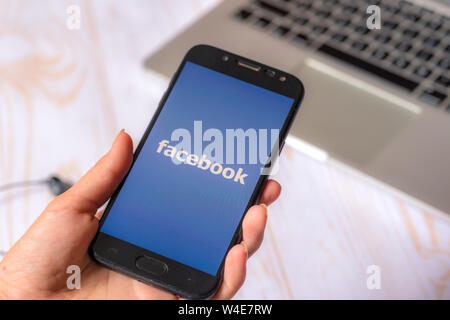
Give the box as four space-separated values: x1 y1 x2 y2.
100 61 294 275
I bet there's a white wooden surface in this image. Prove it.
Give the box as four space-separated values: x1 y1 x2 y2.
0 0 449 299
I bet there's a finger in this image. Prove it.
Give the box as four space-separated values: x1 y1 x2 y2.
48 130 133 214
258 179 281 205
242 204 267 257
213 243 247 300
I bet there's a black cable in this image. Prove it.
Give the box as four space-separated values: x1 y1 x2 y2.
0 179 48 192
0 175 72 196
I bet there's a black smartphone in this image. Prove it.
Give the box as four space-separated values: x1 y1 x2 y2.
89 45 304 299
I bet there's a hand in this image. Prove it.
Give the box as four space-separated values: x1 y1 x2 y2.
0 130 281 299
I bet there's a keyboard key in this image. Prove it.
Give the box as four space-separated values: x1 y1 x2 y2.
396 41 412 52
384 20 398 30
439 57 450 70
294 16 308 25
352 40 368 51
414 65 432 78
383 5 400 15
312 25 328 34
416 49 433 61
392 57 410 69
399 0 412 8
343 5 358 14
318 44 419 91
375 33 391 44
292 32 311 46
273 25 290 37
419 7 433 15
435 75 450 88
403 29 419 38
425 20 441 31
256 0 289 16
404 12 421 22
335 17 350 26
354 25 369 35
423 36 440 47
235 9 252 20
296 1 312 10
322 0 338 6
316 10 331 18
419 89 447 106
372 48 389 60
331 33 348 42
254 17 271 28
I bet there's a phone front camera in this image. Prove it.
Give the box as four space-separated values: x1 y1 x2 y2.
266 70 276 77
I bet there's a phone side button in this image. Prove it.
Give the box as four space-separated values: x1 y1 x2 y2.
135 256 168 276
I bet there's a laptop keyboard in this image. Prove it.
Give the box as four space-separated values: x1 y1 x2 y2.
234 0 450 113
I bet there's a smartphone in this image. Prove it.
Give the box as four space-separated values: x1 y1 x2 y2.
89 45 304 299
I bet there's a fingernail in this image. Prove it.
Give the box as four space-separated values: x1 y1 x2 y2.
113 129 125 145
241 241 248 259
260 203 268 216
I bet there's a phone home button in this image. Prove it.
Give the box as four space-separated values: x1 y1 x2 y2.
135 256 168 276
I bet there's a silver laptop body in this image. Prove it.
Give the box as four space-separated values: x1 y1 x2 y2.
144 0 450 219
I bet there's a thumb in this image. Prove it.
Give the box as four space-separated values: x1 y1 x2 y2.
47 129 133 214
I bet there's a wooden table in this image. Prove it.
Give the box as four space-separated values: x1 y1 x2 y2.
0 0 449 299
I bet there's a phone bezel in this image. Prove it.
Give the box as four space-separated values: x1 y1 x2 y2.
89 44 305 299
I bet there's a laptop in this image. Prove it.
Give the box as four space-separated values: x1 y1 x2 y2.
144 0 450 219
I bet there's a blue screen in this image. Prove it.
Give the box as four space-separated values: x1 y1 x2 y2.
100 62 294 275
